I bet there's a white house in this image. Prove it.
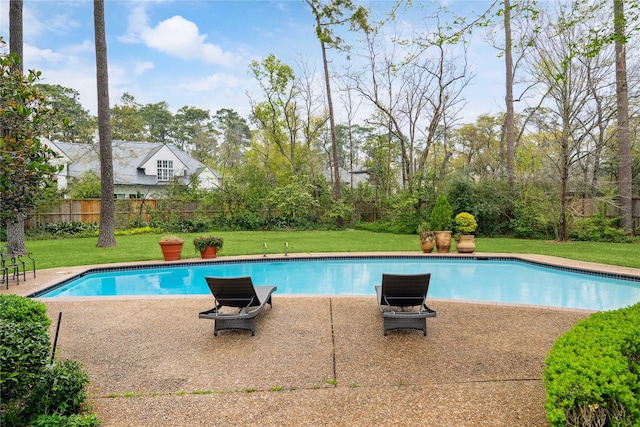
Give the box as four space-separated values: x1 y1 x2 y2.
45 139 220 199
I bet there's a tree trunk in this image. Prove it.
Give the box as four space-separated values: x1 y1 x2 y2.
94 0 116 247
7 214 26 254
614 0 632 233
320 40 342 203
504 0 516 183
7 0 24 249
9 0 23 73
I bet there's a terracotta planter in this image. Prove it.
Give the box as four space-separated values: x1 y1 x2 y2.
434 231 452 253
419 239 435 253
456 235 475 253
199 246 218 259
159 240 184 261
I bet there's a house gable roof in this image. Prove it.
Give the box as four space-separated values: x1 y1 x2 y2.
46 139 217 187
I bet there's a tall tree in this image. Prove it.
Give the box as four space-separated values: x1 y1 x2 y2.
140 101 173 143
110 92 144 141
528 3 613 240
249 54 302 174
6 0 27 251
305 0 370 205
614 0 632 232
1 48 62 254
212 108 251 174
94 0 116 247
172 105 213 156
35 84 96 143
9 0 22 73
352 19 471 192
503 0 515 183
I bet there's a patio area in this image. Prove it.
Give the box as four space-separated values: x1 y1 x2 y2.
3 258 600 426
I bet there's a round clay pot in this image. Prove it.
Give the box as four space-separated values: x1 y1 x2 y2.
419 239 435 253
456 235 475 253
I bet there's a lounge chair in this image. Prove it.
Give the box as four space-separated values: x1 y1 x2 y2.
375 273 436 336
199 276 276 336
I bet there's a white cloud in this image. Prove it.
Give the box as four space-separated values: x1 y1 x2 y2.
119 5 236 67
24 43 68 65
181 73 253 93
133 60 154 75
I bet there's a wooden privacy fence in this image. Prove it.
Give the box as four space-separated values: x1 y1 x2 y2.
27 199 158 229
25 197 640 229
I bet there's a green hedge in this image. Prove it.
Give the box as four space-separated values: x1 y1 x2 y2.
0 295 98 427
544 302 640 426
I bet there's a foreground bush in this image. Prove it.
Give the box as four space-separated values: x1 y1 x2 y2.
0 295 52 402
544 302 640 426
0 295 98 426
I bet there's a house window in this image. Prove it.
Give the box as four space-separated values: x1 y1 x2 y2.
157 160 174 181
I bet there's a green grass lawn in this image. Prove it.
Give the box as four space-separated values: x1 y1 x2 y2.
14 230 640 270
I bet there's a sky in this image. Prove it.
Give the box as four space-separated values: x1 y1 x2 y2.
0 0 506 125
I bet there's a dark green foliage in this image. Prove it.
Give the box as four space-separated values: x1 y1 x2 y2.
473 179 515 236
0 294 52 326
429 195 453 231
216 210 263 230
510 200 552 239
544 302 640 426
571 215 632 243
24 360 90 418
0 321 51 401
387 191 424 234
0 295 52 402
0 295 96 426
26 222 98 239
447 176 478 215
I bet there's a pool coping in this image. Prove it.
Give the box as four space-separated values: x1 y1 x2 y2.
17 252 640 305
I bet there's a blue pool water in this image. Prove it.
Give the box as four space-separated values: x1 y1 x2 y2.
37 257 640 311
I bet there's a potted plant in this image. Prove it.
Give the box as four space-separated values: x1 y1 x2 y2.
416 222 435 253
454 212 478 253
429 195 453 253
159 235 184 261
193 236 224 259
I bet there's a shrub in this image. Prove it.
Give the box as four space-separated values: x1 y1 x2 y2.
454 212 477 234
32 413 100 427
25 360 90 418
1 295 52 403
193 236 224 252
544 302 640 426
510 199 552 239
321 199 356 228
0 295 98 426
0 294 52 326
0 321 51 402
570 215 632 243
429 195 453 231
26 222 98 239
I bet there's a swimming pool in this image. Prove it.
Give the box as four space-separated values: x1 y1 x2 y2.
33 256 640 311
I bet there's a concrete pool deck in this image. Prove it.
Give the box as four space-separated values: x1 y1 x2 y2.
3 253 640 426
